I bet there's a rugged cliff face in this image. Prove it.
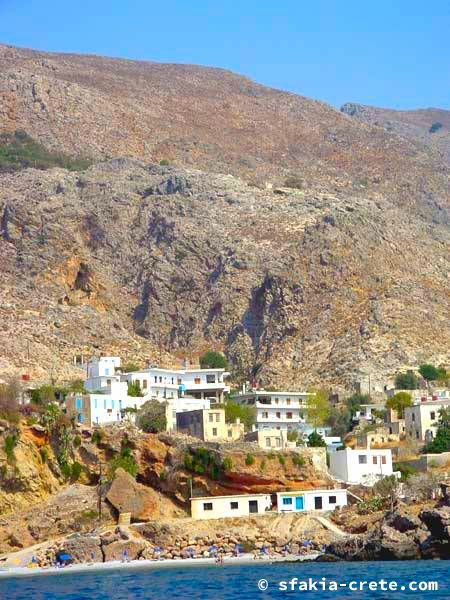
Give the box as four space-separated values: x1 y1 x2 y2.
1 160 449 386
0 44 449 385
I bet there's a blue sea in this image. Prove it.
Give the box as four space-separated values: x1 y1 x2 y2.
0 560 448 599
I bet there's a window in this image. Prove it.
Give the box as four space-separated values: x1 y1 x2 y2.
154 376 157 383
203 503 213 511
262 411 268 419
215 413 220 422
329 496 337 504
282 497 293 505
372 456 377 465
228 430 232 437
286 399 291 405
107 379 111 385
194 378 201 385
206 374 216 383
265 437 271 447
177 378 182 385
171 377 174 384
412 414 415 422
248 500 258 513
381 456 386 465
276 412 281 419
314 497 323 510
104 399 107 409
159 376 162 383
105 368 110 376
76 398 82 410
143 380 148 389
275 398 279 404
111 399 115 409
359 455 367 464
230 502 238 510
286 412 293 419
212 428 217 436
430 412 436 420
209 414 213 422
94 398 97 409
275 438 281 447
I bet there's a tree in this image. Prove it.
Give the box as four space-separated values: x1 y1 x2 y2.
68 379 86 393
137 400 167 433
326 407 352 438
224 401 256 430
307 430 326 447
306 389 330 429
419 364 440 382
386 392 412 418
395 371 418 390
345 393 369 415
373 475 399 511
121 362 140 373
127 381 143 397
422 408 450 454
199 350 228 369
31 384 56 405
0 379 21 423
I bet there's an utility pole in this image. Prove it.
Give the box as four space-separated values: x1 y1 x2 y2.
97 458 103 522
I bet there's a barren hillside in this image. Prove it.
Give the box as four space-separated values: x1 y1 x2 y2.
0 44 449 386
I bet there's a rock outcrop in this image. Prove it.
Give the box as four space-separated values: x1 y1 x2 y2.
106 468 163 521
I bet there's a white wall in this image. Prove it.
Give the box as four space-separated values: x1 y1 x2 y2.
87 357 121 378
330 448 393 484
191 494 272 520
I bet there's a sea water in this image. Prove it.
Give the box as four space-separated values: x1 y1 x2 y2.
1 560 448 599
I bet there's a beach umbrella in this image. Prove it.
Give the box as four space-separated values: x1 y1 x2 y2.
57 553 72 562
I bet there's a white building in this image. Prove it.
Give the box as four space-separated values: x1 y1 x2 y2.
353 403 386 422
85 356 122 391
231 390 310 432
405 399 449 443
166 397 211 432
329 448 394 485
128 367 230 402
191 488 348 520
191 493 272 520
276 489 347 512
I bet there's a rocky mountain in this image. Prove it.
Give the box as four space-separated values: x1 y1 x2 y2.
0 44 449 386
341 103 450 164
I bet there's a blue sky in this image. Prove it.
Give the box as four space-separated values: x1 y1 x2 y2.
0 0 449 109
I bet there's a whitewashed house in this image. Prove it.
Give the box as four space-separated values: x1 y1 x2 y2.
128 367 230 402
276 489 347 512
191 488 348 520
329 448 394 485
231 390 311 432
85 356 122 391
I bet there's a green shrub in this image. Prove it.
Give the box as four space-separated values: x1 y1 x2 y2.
108 446 138 480
287 430 298 442
71 461 82 481
73 434 82 448
278 454 286 466
127 381 144 397
81 510 98 520
184 453 194 471
91 430 103 445
260 459 266 471
292 454 305 468
225 401 256 430
267 451 276 460
26 416 38 426
199 350 228 369
159 159 170 166
222 457 233 471
307 431 326 447
429 122 443 134
4 434 18 463
245 453 254 466
60 462 72 479
395 371 418 390
40 445 50 463
356 496 385 514
159 470 167 481
394 462 417 481
0 130 92 173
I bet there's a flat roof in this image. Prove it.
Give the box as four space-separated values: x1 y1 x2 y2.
232 391 310 397
191 488 346 501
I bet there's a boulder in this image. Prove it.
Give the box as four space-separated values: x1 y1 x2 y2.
58 534 102 563
105 468 161 521
420 506 450 541
102 539 146 562
386 510 421 533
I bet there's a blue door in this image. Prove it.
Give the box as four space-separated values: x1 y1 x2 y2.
295 496 304 511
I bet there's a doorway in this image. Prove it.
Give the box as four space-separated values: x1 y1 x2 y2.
314 496 323 510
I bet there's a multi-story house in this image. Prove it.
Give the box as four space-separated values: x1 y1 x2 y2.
176 408 244 442
128 367 230 402
405 398 449 443
231 390 310 432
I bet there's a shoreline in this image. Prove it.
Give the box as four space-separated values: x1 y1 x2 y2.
0 553 321 580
